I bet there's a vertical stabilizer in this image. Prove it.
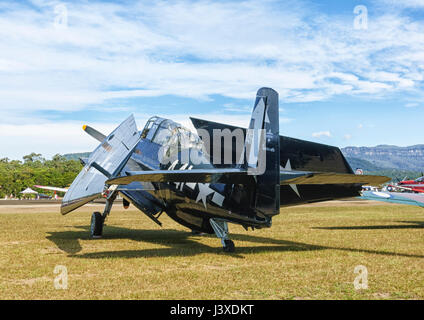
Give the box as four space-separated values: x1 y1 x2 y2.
245 87 280 216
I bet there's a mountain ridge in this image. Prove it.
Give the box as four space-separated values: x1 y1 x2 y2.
341 144 424 171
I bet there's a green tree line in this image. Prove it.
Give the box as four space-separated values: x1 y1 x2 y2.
365 170 423 183
0 153 82 198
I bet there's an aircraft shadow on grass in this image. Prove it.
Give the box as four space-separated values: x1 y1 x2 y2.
313 220 424 231
46 224 424 259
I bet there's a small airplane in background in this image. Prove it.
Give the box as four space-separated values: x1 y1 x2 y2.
34 185 68 200
389 176 424 193
361 175 424 208
34 185 68 193
54 87 390 252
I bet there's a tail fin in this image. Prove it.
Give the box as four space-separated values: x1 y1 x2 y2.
244 87 280 216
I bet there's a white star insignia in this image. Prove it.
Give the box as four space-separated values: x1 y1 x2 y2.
281 159 301 198
168 161 225 209
196 183 215 209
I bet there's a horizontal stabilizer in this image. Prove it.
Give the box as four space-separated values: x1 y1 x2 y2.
107 168 250 185
83 125 107 142
280 171 390 185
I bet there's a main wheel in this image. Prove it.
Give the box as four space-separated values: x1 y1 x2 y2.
223 239 235 253
90 212 104 239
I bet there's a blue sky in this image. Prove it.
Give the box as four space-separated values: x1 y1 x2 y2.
1 0 424 159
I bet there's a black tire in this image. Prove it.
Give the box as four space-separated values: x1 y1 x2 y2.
223 239 235 253
90 212 104 239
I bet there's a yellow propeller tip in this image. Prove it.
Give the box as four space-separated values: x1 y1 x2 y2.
82 125 87 131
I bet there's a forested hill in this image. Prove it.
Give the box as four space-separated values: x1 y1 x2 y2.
0 153 82 198
63 152 90 161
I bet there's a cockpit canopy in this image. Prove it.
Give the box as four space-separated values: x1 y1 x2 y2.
141 116 204 151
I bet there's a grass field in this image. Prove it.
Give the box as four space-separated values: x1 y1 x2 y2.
0 202 423 299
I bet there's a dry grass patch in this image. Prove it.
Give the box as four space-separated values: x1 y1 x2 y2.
0 203 422 299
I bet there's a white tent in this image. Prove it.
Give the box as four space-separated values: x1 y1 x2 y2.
20 187 38 194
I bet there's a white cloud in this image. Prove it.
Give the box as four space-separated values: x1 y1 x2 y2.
0 121 116 160
0 0 423 115
223 103 252 113
405 102 420 108
1 0 424 158
312 131 331 138
377 0 424 8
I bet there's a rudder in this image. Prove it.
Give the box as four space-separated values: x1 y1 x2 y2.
244 87 280 216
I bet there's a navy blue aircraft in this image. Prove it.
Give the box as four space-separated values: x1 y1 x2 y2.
61 88 389 252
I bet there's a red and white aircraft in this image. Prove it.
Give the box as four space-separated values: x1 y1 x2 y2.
388 176 424 193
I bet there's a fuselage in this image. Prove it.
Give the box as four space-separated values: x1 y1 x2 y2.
118 118 271 234
115 116 363 234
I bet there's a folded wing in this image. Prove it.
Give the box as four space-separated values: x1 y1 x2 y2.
61 115 141 215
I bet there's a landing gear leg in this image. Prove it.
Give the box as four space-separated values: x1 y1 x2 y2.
89 193 116 239
209 218 235 252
